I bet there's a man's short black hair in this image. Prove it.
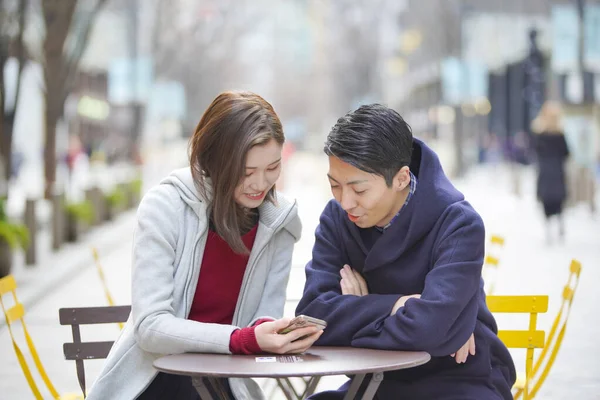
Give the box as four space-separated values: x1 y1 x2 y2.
324 104 413 186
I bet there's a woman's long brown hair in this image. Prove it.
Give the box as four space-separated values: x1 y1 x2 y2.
189 91 284 254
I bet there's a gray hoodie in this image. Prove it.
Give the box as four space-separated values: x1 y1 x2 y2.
86 167 301 400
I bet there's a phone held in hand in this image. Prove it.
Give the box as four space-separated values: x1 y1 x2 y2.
278 315 327 334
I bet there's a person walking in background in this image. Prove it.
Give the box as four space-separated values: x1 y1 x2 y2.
86 91 322 400
532 102 570 244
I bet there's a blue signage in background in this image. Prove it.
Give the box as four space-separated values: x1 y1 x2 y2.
108 57 153 104
584 4 600 72
147 81 186 121
551 5 579 73
464 62 488 100
441 57 488 105
441 57 464 105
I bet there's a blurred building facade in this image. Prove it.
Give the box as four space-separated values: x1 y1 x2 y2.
387 0 600 179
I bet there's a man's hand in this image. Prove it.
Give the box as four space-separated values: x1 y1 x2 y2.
390 294 421 316
450 333 476 363
340 265 369 296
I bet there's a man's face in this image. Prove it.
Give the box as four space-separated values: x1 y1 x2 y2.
327 156 409 229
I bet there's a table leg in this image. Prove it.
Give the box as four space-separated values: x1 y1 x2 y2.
207 377 230 399
301 376 322 398
276 378 298 400
275 376 321 400
361 372 384 400
343 374 366 400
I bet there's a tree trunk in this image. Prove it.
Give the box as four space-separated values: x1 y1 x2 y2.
0 0 28 198
0 239 13 278
44 103 59 199
41 0 107 199
0 38 7 198
1 113 15 184
0 115 14 205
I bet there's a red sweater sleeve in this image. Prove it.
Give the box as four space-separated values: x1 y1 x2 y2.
229 319 273 354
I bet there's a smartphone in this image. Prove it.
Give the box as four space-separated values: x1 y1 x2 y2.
278 315 327 334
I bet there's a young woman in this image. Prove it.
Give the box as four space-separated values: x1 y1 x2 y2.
532 101 570 243
87 91 322 400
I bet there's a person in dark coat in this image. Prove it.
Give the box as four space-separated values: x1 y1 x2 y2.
297 104 516 399
532 102 570 243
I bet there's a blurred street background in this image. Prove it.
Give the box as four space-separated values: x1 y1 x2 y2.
0 0 599 399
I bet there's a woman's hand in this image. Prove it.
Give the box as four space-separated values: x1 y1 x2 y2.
451 333 476 363
340 265 369 296
255 318 324 354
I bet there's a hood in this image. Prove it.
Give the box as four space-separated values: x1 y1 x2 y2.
160 167 301 241
347 138 465 270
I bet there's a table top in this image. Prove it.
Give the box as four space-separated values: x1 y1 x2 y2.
153 346 431 378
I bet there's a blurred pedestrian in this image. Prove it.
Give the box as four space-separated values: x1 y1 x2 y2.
65 135 90 202
531 101 570 243
87 91 321 400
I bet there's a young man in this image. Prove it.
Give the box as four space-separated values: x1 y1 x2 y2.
297 104 516 399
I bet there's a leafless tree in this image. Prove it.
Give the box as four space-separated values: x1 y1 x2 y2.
151 0 265 131
151 0 403 145
300 0 404 146
41 0 107 198
0 0 27 198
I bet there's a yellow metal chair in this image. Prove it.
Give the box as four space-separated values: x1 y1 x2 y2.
513 259 582 400
486 294 548 400
0 275 83 400
483 234 505 295
91 247 124 330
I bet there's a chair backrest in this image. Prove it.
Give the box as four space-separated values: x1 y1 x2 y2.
514 259 582 400
0 275 60 400
483 234 505 295
59 305 131 397
486 295 548 400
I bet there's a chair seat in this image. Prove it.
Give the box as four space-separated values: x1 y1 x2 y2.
513 372 526 390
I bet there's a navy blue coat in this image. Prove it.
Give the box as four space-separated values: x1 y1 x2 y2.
297 139 516 400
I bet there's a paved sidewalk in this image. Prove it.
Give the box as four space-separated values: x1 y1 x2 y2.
0 226 134 398
2 139 189 316
3 210 137 321
455 165 600 399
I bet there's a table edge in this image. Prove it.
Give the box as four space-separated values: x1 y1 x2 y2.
153 352 431 378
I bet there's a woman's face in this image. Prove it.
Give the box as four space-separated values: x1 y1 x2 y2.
234 139 283 208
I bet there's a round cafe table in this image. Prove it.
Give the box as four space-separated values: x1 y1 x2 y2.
153 346 431 400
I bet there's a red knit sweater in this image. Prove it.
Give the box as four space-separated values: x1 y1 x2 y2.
187 223 266 354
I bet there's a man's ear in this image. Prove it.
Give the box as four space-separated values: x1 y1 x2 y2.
392 166 410 192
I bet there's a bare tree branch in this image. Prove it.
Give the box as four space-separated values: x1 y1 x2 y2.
0 0 29 191
62 0 108 100
41 0 108 197
12 0 28 112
